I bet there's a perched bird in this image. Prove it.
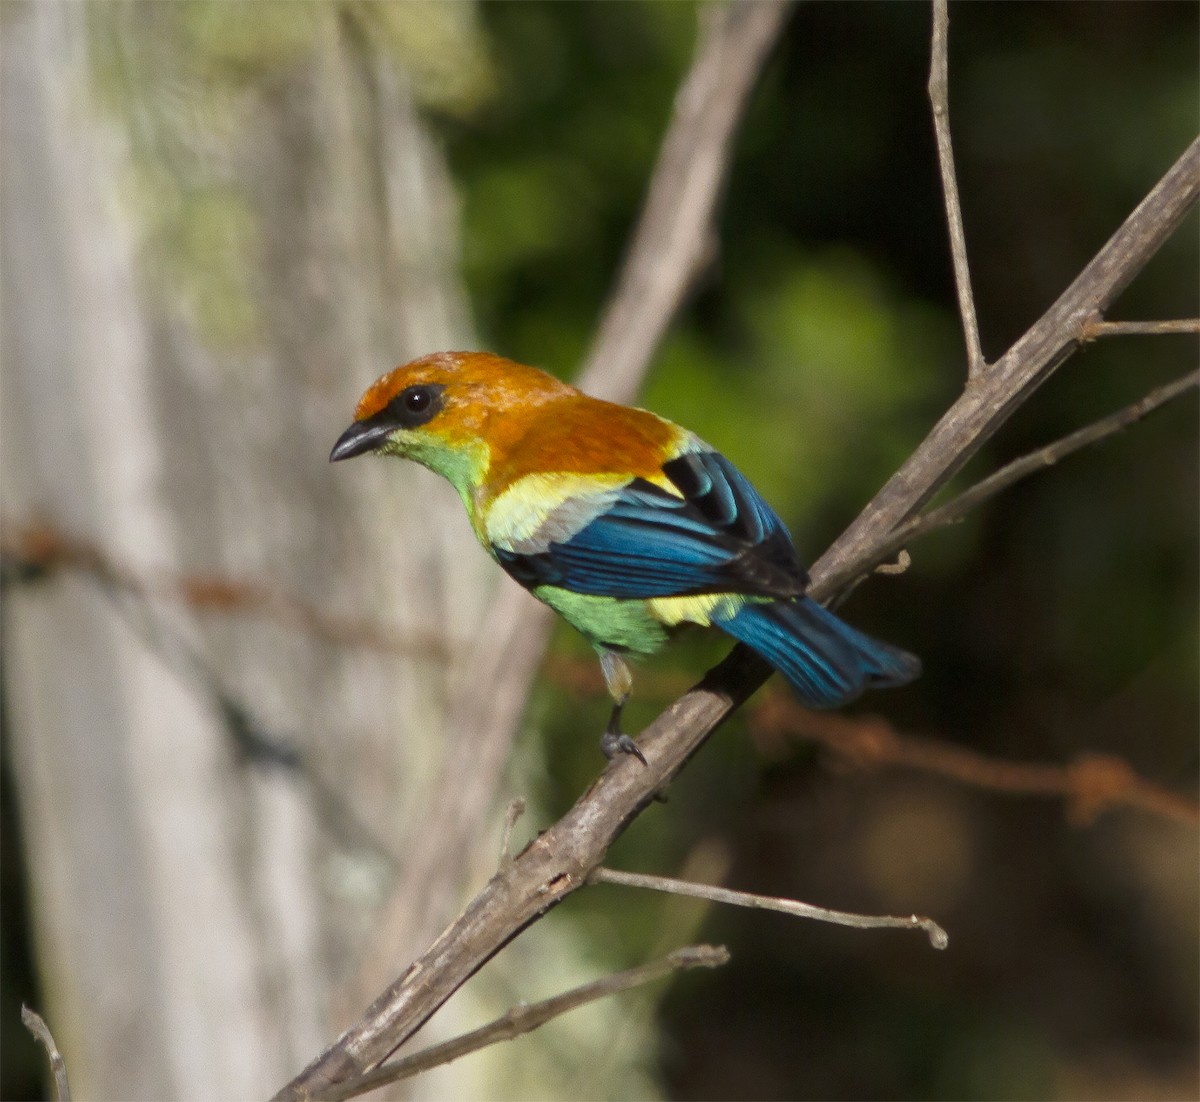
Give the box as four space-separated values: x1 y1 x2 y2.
331 351 919 761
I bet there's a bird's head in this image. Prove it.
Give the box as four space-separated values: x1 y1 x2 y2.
330 350 574 492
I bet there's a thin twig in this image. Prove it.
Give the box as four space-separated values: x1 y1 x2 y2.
542 655 1200 827
750 698 1200 828
21 1006 71 1102
498 798 526 865
0 521 453 661
312 945 729 1102
1082 318 1200 339
822 368 1200 596
928 0 986 379
590 867 949 950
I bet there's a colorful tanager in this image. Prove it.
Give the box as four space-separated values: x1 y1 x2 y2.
331 352 919 761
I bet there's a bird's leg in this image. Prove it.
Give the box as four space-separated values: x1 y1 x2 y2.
597 649 646 765
600 695 647 765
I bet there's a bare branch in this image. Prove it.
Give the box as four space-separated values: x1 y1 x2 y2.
823 368 1200 596
1 526 409 872
312 946 728 1102
750 701 1200 828
539 656 1200 827
928 0 986 379
589 867 948 950
0 521 453 662
1082 318 1200 338
578 0 794 402
21 1007 71 1102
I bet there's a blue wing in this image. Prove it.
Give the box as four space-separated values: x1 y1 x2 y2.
494 450 808 599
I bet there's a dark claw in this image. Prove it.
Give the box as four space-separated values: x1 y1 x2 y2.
600 730 647 766
601 697 647 764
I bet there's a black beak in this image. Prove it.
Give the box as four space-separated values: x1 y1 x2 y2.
329 417 395 462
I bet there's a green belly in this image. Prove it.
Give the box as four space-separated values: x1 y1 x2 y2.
532 586 670 655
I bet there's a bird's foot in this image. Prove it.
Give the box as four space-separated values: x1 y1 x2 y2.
600 729 647 766
600 697 647 765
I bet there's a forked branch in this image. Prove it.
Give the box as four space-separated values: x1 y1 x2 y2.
311 946 729 1102
820 367 1200 597
815 134 1199 594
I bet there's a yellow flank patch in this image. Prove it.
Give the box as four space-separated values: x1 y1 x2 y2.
483 471 628 546
648 592 745 629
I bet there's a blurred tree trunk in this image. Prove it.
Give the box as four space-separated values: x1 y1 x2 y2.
1 2 496 1096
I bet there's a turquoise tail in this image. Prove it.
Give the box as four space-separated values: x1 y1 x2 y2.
717 598 921 708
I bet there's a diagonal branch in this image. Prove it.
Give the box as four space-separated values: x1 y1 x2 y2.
312 946 728 1102
578 0 794 403
929 0 986 378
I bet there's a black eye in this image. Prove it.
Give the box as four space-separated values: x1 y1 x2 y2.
402 387 431 413
388 383 444 427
